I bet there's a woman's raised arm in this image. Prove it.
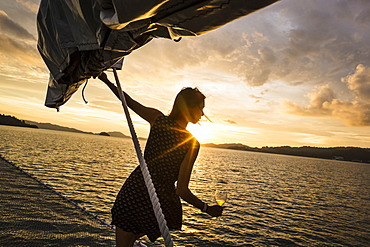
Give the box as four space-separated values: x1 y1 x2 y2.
98 72 163 125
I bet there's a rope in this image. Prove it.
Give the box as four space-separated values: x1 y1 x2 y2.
82 81 89 104
112 68 174 247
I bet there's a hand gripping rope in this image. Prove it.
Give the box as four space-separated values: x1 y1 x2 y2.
112 68 174 247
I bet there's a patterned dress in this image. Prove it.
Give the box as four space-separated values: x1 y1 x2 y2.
111 115 199 242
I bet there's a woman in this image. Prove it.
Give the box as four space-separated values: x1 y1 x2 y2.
99 73 223 247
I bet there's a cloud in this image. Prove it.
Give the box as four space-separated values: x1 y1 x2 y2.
15 0 39 14
284 85 334 117
326 99 370 127
284 64 370 126
0 33 41 66
267 1 369 84
342 64 370 103
87 98 123 113
146 0 370 89
354 4 370 26
39 0 367 94
0 10 35 40
223 119 237 125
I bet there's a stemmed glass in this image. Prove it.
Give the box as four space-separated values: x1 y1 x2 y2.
214 190 228 220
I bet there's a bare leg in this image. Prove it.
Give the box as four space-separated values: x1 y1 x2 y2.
115 227 144 247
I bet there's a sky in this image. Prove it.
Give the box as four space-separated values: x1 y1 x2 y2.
0 0 369 148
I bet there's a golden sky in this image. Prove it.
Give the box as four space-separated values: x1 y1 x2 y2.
0 0 370 148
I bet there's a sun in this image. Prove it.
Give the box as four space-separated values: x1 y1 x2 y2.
187 122 214 143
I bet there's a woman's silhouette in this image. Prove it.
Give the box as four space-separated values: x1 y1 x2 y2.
99 73 223 247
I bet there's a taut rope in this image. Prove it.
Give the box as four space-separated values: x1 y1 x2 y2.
112 68 173 247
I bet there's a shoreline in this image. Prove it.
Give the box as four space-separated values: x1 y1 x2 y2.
201 143 370 164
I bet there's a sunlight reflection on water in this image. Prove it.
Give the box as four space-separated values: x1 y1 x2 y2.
1 125 370 246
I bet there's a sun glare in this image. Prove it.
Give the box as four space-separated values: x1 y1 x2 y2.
187 122 214 143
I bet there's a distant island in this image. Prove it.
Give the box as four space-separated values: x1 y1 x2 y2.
1 114 369 163
26 120 94 134
0 114 38 128
0 114 146 140
202 143 370 164
98 132 110 136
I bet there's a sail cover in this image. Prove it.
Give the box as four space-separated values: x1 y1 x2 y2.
37 0 279 109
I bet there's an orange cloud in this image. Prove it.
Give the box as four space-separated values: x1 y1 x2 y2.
325 99 370 127
0 33 41 66
284 85 333 117
342 64 370 103
284 65 370 126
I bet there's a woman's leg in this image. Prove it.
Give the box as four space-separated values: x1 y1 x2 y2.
115 227 144 247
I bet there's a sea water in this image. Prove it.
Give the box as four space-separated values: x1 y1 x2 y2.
1 125 369 246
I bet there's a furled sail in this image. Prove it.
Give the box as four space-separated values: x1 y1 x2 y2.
37 0 279 109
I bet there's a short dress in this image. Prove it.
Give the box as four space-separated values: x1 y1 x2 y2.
111 115 199 242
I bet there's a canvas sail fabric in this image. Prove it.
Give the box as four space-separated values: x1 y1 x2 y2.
37 0 279 109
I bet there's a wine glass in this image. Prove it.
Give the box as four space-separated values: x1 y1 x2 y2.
214 190 228 220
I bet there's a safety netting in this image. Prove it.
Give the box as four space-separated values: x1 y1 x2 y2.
0 156 116 246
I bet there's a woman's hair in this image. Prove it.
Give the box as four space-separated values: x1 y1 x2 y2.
169 87 205 119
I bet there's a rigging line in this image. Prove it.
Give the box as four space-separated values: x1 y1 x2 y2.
82 81 89 104
112 68 173 247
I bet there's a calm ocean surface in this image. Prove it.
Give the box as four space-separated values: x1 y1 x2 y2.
1 125 370 246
